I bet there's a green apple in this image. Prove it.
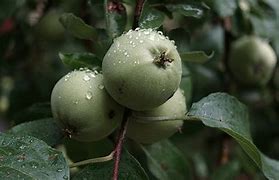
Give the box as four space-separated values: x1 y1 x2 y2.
35 9 65 41
229 36 277 86
51 69 124 141
102 28 182 111
126 89 186 144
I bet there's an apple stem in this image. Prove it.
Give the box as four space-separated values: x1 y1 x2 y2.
112 108 130 180
69 151 115 168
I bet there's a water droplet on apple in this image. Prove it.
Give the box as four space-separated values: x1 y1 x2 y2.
98 84 104 90
83 75 90 81
85 92 93 100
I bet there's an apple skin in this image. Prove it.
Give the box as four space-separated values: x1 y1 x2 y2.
51 69 124 142
126 89 186 144
102 28 182 111
228 36 277 87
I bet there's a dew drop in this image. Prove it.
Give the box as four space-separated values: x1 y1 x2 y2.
129 41 133 44
135 37 139 40
83 75 90 81
64 74 71 81
85 92 93 100
32 164 37 169
170 40 175 44
21 164 25 168
135 27 140 31
19 145 25 150
73 100 79 105
139 40 143 43
89 85 92 89
98 84 105 90
63 175 68 179
158 31 163 35
57 169 63 172
129 35 132 39
118 61 122 64
144 30 150 35
159 35 165 40
124 52 128 56
149 34 155 41
89 73 96 78
113 50 117 53
2 141 6 145
58 96 62 99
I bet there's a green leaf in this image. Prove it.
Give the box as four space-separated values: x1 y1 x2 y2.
59 52 102 70
104 0 127 39
249 14 277 38
59 13 97 40
0 133 69 180
0 0 25 23
168 28 190 53
12 102 52 124
212 0 237 17
187 93 279 180
180 64 192 105
9 118 64 147
180 51 214 63
210 160 240 180
141 140 193 180
139 5 165 29
166 4 205 19
72 150 148 180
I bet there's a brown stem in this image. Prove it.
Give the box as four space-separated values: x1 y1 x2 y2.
132 0 146 29
221 17 233 92
112 108 130 180
219 137 231 165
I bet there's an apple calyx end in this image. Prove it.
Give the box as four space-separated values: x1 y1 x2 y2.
153 51 174 68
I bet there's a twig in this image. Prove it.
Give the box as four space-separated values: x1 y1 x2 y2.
132 0 146 29
112 108 130 180
219 137 232 165
130 114 187 122
69 151 115 168
221 17 233 91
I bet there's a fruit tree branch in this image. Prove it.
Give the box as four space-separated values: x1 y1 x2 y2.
112 108 130 180
132 0 146 29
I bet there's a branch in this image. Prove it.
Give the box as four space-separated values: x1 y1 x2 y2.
132 0 146 29
112 108 130 180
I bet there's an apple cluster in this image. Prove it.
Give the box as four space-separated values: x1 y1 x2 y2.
51 28 186 144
